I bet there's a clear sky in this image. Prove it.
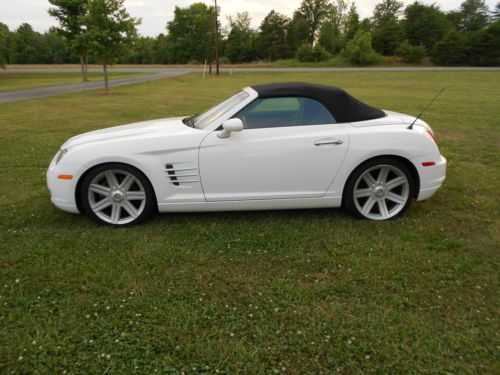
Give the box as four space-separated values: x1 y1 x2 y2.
1 0 497 36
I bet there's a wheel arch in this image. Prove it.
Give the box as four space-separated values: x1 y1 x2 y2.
75 162 158 214
342 155 420 201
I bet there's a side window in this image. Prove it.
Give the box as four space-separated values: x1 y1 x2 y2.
234 97 335 129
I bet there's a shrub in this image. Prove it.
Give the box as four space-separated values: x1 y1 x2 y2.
296 44 330 62
218 56 231 65
396 41 426 63
312 44 330 62
296 44 314 62
341 30 380 65
431 30 467 66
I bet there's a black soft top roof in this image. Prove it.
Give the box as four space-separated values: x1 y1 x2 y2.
251 82 385 123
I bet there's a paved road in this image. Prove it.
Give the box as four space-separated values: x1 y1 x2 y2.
0 69 191 104
1 66 499 104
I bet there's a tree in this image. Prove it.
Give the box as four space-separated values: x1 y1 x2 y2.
465 21 500 65
345 3 361 41
9 24 52 64
287 14 310 56
125 36 156 64
166 3 215 64
45 28 71 63
318 0 349 54
225 12 257 63
48 0 90 81
458 0 490 31
431 30 467 65
403 2 450 51
342 30 380 65
84 0 139 93
371 0 404 55
492 2 500 20
0 23 8 68
295 0 331 47
258 10 289 61
153 33 170 64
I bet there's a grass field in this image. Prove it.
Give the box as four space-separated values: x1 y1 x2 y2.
0 71 498 374
0 72 147 93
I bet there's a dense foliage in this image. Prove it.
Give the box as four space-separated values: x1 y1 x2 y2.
1 0 499 67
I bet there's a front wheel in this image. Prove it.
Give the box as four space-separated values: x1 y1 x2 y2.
344 158 414 220
80 163 156 226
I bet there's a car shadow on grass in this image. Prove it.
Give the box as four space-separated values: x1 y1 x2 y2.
150 206 353 225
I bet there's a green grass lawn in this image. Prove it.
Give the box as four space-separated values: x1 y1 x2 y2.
0 72 147 93
0 72 498 374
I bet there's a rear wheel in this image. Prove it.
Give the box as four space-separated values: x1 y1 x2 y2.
344 158 414 220
80 163 156 226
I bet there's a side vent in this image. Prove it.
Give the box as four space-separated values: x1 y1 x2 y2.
165 164 200 186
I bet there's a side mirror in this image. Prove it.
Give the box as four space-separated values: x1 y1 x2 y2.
218 118 243 138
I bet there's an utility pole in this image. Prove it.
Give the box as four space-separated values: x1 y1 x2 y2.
214 0 220 76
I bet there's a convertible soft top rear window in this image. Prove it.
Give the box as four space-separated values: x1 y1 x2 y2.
251 82 385 123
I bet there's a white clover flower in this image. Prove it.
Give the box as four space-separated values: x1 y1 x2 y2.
15 279 20 284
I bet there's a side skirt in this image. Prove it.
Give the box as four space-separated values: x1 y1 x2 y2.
157 196 343 213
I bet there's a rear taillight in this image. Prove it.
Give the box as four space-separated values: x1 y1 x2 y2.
425 130 438 147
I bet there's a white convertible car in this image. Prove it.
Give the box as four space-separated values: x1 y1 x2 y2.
47 82 446 226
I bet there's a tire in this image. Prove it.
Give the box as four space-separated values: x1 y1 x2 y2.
343 157 414 221
80 163 156 227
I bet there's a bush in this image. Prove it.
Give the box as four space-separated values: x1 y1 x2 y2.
218 56 231 65
431 31 467 66
312 44 330 62
296 44 314 62
296 44 330 62
341 30 381 65
396 41 426 63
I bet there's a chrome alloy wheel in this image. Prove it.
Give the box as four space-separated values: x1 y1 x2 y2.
87 170 146 225
353 164 410 220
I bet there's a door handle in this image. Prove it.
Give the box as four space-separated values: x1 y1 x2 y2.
314 138 343 146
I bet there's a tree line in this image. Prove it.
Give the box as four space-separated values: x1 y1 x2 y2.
0 0 499 73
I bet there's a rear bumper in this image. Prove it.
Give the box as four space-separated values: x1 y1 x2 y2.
414 154 447 201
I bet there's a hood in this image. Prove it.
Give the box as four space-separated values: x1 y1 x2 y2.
62 117 193 149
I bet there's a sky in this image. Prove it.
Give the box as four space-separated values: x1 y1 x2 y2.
0 0 497 36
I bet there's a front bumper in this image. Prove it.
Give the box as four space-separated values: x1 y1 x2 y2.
414 154 447 201
46 160 84 214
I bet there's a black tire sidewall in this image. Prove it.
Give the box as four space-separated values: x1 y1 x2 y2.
80 163 156 226
343 157 414 220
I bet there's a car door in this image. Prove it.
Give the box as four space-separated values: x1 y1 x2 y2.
199 97 349 202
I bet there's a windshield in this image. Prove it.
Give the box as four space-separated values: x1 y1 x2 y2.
192 91 250 129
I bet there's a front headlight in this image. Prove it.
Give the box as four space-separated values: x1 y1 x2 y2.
55 148 68 164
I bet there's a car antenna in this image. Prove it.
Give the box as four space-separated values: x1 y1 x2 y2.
408 87 445 130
